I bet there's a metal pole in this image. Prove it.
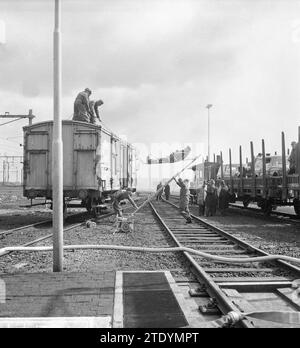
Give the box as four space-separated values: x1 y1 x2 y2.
281 132 287 201
2 160 5 184
250 141 255 199
239 145 243 197
28 109 33 126
220 151 224 179
206 104 212 162
148 150 152 191
208 107 210 162
52 0 63 272
229 148 233 195
262 139 266 199
297 126 300 175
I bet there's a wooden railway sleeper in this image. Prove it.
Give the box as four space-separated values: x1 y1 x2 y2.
189 283 208 297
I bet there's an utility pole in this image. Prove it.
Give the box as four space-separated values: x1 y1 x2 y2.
206 104 213 162
52 0 63 272
0 110 35 126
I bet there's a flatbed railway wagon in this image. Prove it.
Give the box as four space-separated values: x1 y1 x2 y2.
23 120 138 213
221 127 300 215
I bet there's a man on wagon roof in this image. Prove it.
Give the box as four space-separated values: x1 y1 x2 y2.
73 88 92 123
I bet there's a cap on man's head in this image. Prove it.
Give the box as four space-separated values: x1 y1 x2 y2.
97 99 104 105
85 88 92 94
292 141 297 145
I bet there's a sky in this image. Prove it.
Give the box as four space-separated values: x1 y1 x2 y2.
0 0 300 172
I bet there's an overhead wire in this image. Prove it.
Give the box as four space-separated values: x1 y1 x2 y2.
0 117 23 127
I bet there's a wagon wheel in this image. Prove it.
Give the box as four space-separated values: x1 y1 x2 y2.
229 193 236 203
294 198 300 216
92 206 102 220
121 221 131 233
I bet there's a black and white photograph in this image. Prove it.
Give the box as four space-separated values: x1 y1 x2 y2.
0 0 300 332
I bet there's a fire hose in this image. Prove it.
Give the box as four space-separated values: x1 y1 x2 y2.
1 244 300 265
206 310 300 328
1 244 299 327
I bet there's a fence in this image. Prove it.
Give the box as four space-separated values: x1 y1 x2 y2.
0 156 23 185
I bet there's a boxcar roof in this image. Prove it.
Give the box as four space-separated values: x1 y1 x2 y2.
23 120 134 148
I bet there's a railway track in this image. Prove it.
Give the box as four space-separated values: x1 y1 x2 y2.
0 196 144 258
170 194 300 223
0 219 54 237
149 199 300 328
228 203 300 222
0 212 91 257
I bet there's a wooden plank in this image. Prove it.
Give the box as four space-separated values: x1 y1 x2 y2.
203 268 276 273
213 276 293 283
218 281 293 291
190 245 237 249
192 249 247 255
177 237 225 240
185 240 230 244
222 288 242 297
195 250 250 258
222 288 256 313
174 234 217 237
276 288 300 310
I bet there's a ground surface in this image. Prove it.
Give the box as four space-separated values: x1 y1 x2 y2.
0 201 186 276
0 187 299 277
0 185 51 231
188 203 300 262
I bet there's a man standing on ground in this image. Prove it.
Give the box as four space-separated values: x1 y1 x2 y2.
174 178 192 223
197 182 206 216
218 180 230 216
156 182 163 201
288 141 297 174
164 183 170 200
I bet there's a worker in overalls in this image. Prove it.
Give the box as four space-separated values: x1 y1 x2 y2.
73 88 92 123
174 178 192 223
156 182 163 201
112 188 138 217
288 141 297 174
164 183 170 200
89 99 104 124
112 188 138 232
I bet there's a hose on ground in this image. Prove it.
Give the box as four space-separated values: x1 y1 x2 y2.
210 310 300 328
0 244 300 265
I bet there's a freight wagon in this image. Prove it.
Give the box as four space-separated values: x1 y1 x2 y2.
23 120 138 213
190 127 300 215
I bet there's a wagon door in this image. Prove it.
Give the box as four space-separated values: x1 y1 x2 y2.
98 131 112 191
24 131 49 189
74 130 98 189
111 138 120 190
131 148 138 189
122 145 129 188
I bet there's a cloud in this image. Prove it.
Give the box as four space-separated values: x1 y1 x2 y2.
0 0 300 162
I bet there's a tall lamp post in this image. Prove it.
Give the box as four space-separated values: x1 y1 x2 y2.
206 104 213 162
52 0 63 272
